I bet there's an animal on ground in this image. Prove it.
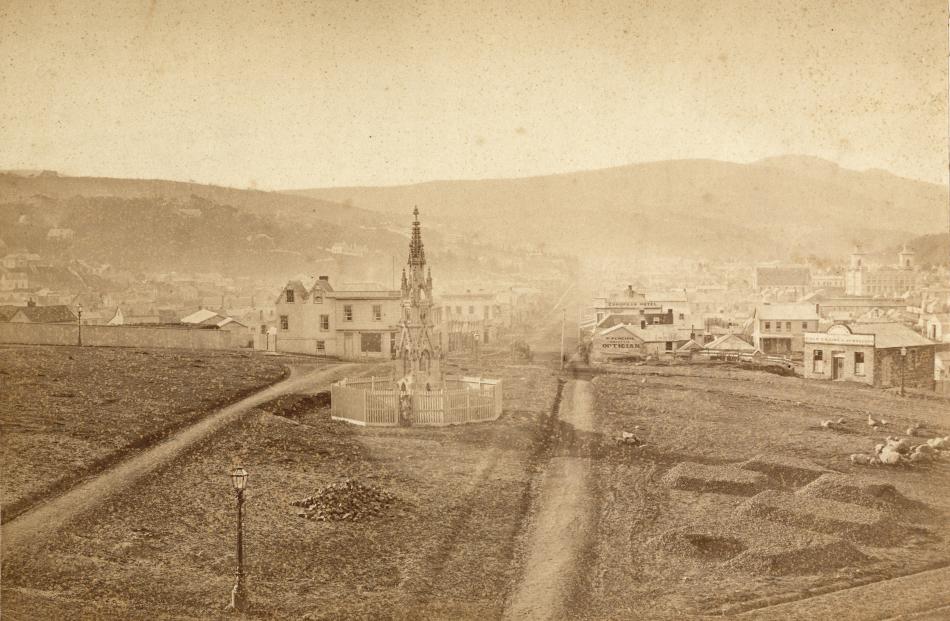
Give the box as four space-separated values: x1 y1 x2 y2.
849 453 878 466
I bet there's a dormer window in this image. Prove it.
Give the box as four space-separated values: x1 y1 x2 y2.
313 291 322 304
285 289 295 303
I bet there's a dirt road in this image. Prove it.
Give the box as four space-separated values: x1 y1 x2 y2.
1 362 359 554
505 379 596 620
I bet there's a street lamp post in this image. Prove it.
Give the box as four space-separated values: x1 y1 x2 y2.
900 346 907 397
77 303 83 347
228 467 249 612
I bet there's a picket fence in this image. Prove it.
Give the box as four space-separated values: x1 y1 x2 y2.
331 375 503 427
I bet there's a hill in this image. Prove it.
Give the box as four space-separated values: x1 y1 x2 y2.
0 174 424 281
903 232 950 268
0 173 379 228
289 157 948 261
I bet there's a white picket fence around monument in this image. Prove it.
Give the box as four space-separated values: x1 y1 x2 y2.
330 375 502 427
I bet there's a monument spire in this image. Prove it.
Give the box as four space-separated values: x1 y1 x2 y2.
409 206 425 267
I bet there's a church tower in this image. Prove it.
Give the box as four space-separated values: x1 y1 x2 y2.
396 207 440 384
845 245 867 296
898 245 915 270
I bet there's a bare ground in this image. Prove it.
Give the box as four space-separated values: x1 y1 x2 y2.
0 345 289 519
1 362 362 554
505 379 595 620
1 358 561 620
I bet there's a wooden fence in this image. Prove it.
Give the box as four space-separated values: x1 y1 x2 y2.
331 375 503 427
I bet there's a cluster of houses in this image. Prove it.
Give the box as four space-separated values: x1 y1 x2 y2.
584 244 950 392
587 291 943 391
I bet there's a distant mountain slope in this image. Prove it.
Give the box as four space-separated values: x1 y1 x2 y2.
903 232 950 268
289 157 947 260
0 174 410 280
0 173 379 228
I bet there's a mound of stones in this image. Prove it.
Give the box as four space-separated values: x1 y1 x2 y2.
662 462 767 496
740 454 830 486
737 490 897 544
292 479 396 522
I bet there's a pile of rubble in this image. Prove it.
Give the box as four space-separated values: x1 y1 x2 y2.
292 479 396 522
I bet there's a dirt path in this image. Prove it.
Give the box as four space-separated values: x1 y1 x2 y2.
0 362 359 554
505 379 596 620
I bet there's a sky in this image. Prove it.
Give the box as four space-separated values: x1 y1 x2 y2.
1 0 947 189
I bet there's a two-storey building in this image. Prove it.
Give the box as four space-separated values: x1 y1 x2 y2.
273 275 401 359
749 303 820 356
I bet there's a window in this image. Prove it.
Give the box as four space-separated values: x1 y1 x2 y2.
494 305 501 315
361 332 382 353
280 315 289 331
320 314 329 331
854 352 865 376
813 349 824 373
343 305 353 321
285 289 294 303
372 304 382 321
775 322 781 332
316 340 325 352
678 313 685 321
455 306 462 314
764 321 771 331
802 322 808 330
665 341 673 351
786 322 792 331
468 305 475 314
313 292 322 304
484 305 491 319
260 325 267 334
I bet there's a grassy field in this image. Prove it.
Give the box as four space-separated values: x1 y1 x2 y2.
574 363 950 619
1 357 560 619
0 345 288 520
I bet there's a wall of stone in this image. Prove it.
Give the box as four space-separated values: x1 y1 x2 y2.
874 346 935 390
0 322 235 350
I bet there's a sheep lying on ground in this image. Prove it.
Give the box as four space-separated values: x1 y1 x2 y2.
849 435 949 467
849 453 878 466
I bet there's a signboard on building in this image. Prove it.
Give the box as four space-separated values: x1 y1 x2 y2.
804 332 875 347
596 326 645 355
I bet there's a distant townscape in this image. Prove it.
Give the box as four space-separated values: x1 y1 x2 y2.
1 166 948 392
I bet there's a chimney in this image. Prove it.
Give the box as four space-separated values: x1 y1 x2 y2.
319 275 329 282
640 320 646 329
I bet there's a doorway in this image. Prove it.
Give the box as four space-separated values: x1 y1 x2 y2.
832 353 845 380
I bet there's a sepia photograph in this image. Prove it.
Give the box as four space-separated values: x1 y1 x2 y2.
1 1 949 619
